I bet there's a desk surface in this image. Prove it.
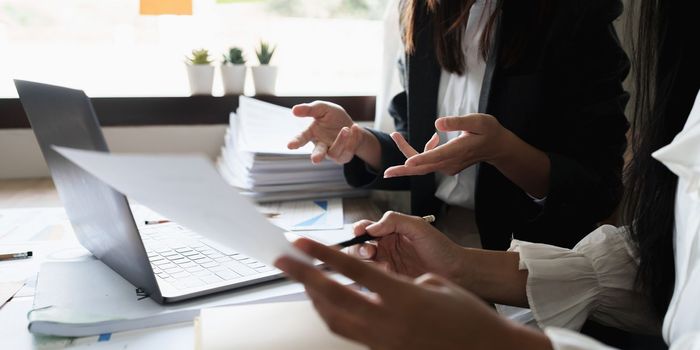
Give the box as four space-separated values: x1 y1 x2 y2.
0 178 383 349
0 178 383 221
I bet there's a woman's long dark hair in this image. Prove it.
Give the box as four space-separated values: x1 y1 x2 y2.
401 0 499 74
400 0 548 74
624 0 699 318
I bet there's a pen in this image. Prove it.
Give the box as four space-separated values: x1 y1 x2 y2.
0 251 33 261
335 215 436 248
144 220 170 225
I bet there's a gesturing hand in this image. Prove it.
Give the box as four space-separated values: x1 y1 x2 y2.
287 101 367 165
347 211 463 280
275 238 548 350
384 114 514 178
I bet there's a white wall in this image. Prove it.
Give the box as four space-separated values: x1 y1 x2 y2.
0 125 227 179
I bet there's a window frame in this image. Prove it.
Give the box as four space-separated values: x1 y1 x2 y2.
0 95 375 129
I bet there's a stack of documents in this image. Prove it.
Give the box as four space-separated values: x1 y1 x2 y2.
217 97 367 202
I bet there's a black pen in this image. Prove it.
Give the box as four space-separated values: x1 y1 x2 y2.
335 215 436 248
0 251 33 261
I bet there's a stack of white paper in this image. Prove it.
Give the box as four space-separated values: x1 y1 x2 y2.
217 97 367 202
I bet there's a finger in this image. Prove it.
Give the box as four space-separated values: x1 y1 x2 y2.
326 127 351 161
350 220 377 259
414 273 449 288
352 220 375 236
348 243 377 260
274 256 376 316
424 133 440 152
364 211 430 241
435 114 487 134
310 142 329 164
384 163 443 178
390 132 419 158
335 125 364 164
404 143 456 167
291 101 330 119
292 238 403 295
288 128 315 149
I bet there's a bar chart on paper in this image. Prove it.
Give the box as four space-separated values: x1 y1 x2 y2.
0 207 73 242
261 198 343 231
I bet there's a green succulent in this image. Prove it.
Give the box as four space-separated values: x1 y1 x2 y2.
255 41 276 65
185 49 213 65
223 47 246 65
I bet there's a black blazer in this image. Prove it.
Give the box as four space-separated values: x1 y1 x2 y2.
345 0 630 250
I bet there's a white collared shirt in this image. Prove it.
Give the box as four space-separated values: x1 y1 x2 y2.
509 91 700 349
434 0 496 209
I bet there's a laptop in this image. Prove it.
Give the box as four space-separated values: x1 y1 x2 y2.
15 80 285 303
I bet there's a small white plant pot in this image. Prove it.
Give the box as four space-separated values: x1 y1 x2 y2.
251 65 278 95
221 64 247 95
186 64 215 95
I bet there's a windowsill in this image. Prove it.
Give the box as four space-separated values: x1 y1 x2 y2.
0 95 376 129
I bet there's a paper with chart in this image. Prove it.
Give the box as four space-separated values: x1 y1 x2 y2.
260 198 343 231
0 207 73 242
53 146 308 266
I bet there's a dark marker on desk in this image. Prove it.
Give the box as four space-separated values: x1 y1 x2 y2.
144 220 170 225
0 251 33 261
335 215 436 248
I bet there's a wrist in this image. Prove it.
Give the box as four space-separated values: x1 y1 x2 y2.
447 247 477 290
486 130 551 198
354 127 382 170
487 129 520 169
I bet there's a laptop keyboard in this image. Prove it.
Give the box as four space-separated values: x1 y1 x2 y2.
139 223 277 290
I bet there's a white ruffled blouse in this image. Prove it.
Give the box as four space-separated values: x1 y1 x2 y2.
508 90 700 350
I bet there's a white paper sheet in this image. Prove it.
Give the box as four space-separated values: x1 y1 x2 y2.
0 281 23 308
236 97 315 155
0 207 73 242
261 198 343 231
197 301 363 350
293 224 356 246
53 146 307 266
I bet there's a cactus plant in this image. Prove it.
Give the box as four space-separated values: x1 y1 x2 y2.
185 49 213 65
255 41 276 65
223 47 246 65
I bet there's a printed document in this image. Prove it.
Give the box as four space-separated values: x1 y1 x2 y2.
260 198 343 231
53 146 307 266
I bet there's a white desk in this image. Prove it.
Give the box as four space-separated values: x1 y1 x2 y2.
0 178 382 349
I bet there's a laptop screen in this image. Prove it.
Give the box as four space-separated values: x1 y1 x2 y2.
15 80 162 301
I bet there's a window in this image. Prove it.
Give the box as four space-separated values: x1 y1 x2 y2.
0 0 390 97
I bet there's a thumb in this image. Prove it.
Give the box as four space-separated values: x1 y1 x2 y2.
291 101 330 119
435 114 486 133
365 211 429 240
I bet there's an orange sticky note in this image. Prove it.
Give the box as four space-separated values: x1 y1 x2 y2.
140 0 192 15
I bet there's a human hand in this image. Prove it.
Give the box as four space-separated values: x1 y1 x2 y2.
384 114 514 178
275 238 546 350
287 101 368 165
347 211 463 280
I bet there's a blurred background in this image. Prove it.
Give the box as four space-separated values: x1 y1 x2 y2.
0 0 392 97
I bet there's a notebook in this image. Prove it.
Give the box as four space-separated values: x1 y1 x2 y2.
28 260 320 337
195 300 363 350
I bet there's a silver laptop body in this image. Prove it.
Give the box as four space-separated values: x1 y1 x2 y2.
15 80 284 303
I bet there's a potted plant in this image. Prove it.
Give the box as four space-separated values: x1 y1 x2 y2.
221 47 247 95
185 48 214 95
251 41 277 95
